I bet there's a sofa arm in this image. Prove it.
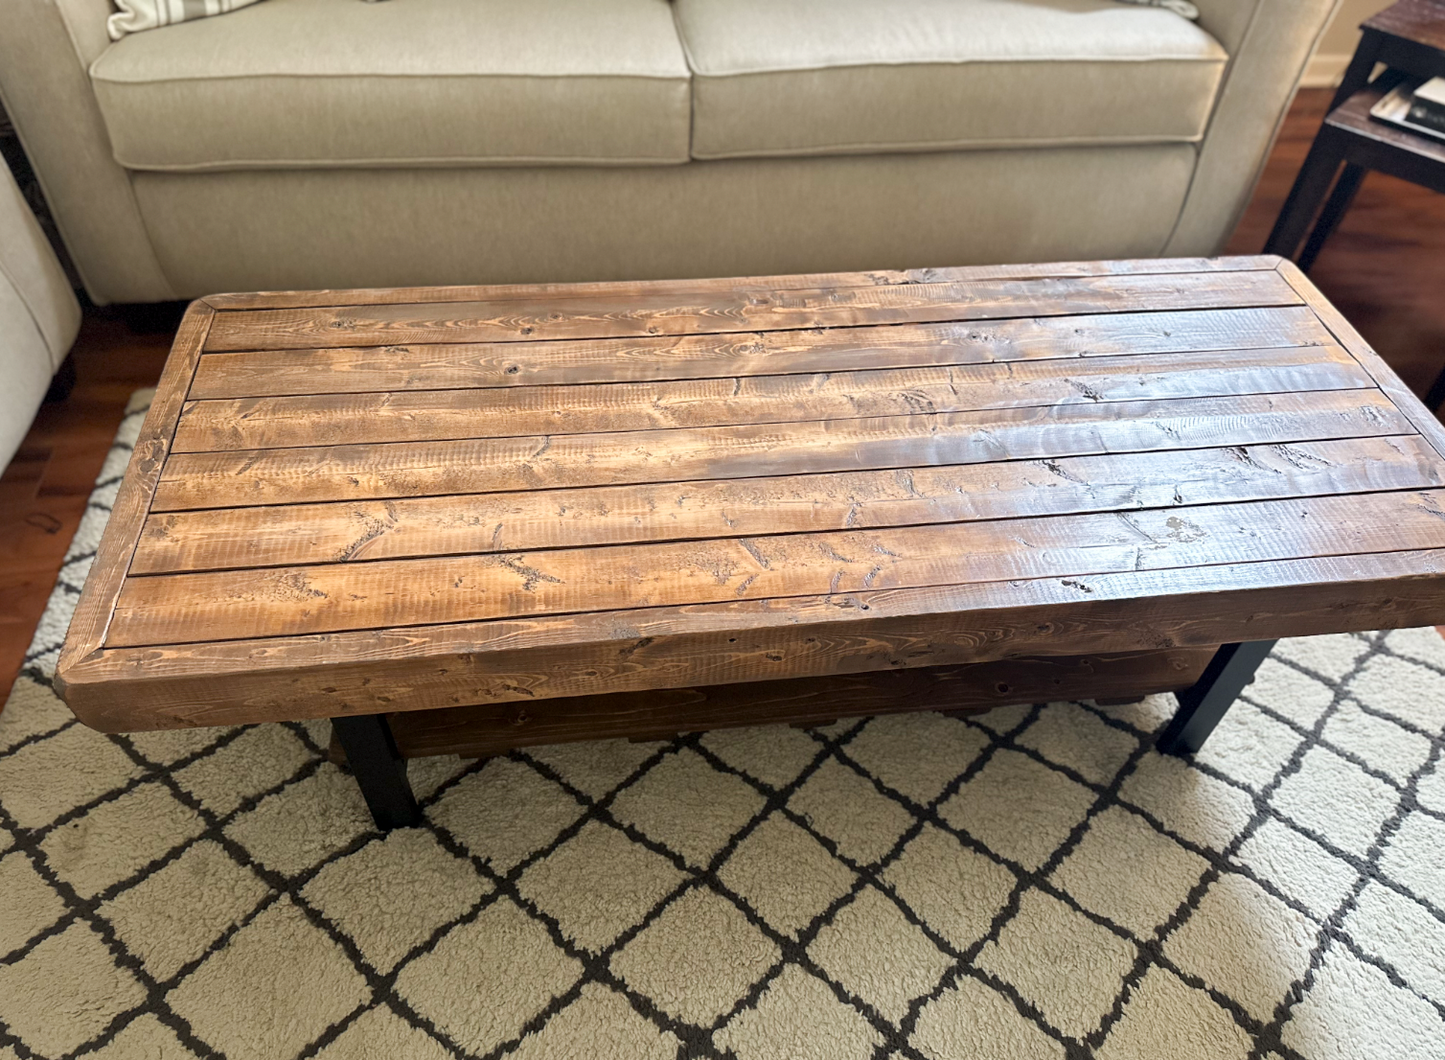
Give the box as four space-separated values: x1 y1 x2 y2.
0 0 174 303
0 161 80 468
1164 0 1342 255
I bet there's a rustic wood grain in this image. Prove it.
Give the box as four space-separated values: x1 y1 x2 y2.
107 489 1445 646
171 346 1369 453
1276 259 1445 463
199 256 1283 312
151 389 1412 511
188 307 1335 400
54 303 214 677
202 271 1304 352
131 435 1441 574
60 548 1445 730
54 259 1445 740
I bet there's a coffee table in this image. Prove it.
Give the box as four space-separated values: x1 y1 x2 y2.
56 256 1445 828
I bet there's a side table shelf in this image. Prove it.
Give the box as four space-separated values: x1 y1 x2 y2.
1263 0 1445 404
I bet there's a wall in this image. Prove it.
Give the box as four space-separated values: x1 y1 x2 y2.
1304 0 1392 86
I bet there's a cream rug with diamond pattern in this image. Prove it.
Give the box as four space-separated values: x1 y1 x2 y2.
2 392 1445 1060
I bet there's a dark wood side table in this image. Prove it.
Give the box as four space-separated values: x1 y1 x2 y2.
1265 0 1445 402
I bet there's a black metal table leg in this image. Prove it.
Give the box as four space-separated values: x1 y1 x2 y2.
332 713 420 829
1157 640 1277 756
1297 162 1368 273
1423 364 1445 412
1263 130 1347 262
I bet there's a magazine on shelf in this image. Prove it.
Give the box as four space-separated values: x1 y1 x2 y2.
1370 77 1445 145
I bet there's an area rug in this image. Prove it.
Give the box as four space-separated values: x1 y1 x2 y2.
2 391 1444 1060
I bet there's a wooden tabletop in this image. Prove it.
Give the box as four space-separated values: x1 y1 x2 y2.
56 256 1445 731
1364 0 1445 52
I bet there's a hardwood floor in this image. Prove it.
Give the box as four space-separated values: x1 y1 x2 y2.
3 87 1444 701
0 311 174 694
1226 90 1445 398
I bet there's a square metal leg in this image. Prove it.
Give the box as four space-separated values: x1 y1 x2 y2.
1156 640 1277 756
1297 162 1367 273
332 713 420 829
1263 129 1348 263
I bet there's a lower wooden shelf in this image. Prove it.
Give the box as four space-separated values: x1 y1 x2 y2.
328 647 1215 762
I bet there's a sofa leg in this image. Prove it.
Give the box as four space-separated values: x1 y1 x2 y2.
1157 640 1277 755
44 353 75 404
332 713 420 830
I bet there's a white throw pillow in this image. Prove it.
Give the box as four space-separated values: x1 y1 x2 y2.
108 0 266 40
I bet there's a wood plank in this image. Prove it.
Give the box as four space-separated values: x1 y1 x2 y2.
201 271 1304 351
169 345 1364 453
55 303 214 672
172 345 1369 453
131 435 1444 574
107 489 1445 647
187 306 1336 400
199 256 1284 312
57 548 1445 731
151 389 1414 510
341 648 1218 761
1276 260 1445 464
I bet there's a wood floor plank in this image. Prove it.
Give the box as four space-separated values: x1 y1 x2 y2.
108 488 1445 647
152 390 1413 511
202 271 1304 351
187 306 1335 399
173 345 1368 453
131 435 1443 574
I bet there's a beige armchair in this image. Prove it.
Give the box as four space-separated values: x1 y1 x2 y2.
0 160 80 467
0 0 1339 305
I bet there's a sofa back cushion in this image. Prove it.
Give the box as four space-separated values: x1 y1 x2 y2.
674 0 1228 161
90 0 691 170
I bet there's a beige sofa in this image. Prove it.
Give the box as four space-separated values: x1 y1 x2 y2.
0 0 1337 306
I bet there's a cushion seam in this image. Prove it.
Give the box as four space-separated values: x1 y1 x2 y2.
112 154 693 171
90 70 692 85
689 132 1207 161
683 54 1228 78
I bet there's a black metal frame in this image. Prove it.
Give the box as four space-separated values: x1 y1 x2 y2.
1156 640 1278 756
333 638 1278 827
332 714 420 829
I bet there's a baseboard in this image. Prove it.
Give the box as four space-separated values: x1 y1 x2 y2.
1303 52 1352 88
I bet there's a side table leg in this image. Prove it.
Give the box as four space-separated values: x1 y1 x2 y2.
1424 365 1445 413
332 714 420 829
1263 132 1346 262
1298 162 1367 273
1156 640 1277 756
1328 29 1382 112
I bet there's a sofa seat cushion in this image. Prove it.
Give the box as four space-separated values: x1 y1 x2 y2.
89 0 691 170
673 0 1228 160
